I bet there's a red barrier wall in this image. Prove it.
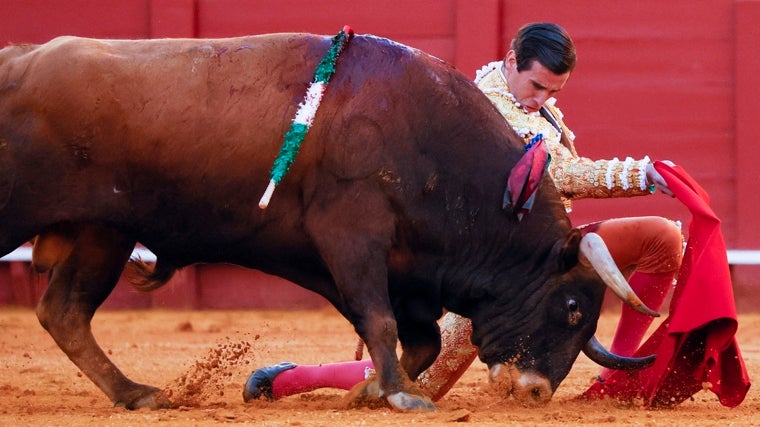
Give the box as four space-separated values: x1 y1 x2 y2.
1 0 758 310
731 0 760 310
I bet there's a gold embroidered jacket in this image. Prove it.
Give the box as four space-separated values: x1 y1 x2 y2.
475 62 651 211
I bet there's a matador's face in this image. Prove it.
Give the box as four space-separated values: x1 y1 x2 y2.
502 51 570 113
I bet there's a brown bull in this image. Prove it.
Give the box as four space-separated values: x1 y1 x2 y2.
0 32 655 411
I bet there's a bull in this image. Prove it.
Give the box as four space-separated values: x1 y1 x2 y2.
0 32 656 411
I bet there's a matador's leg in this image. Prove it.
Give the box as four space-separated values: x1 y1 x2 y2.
580 216 683 386
415 312 477 401
244 312 479 402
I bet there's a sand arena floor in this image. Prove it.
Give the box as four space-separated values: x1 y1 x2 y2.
0 307 757 426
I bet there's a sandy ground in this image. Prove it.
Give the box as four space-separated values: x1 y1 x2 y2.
0 306 756 426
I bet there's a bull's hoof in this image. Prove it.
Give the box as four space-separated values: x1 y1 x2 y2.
127 391 172 410
387 391 436 412
116 385 170 410
343 379 435 411
243 361 298 402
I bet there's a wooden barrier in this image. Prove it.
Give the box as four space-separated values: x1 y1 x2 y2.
0 0 757 309
0 246 329 310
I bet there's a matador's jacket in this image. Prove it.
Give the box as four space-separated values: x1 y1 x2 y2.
475 61 651 212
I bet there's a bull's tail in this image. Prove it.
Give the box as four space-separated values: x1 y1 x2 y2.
126 257 176 292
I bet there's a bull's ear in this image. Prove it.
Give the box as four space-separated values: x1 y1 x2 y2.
556 228 582 272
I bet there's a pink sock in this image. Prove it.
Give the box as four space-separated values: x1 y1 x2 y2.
272 359 374 399
599 271 674 379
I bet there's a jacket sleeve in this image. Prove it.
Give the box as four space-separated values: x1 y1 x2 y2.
546 104 652 200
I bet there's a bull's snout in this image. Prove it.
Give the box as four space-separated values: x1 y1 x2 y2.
488 363 553 407
511 370 553 406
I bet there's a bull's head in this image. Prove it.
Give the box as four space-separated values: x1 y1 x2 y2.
468 231 658 406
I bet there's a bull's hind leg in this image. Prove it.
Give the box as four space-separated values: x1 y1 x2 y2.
34 224 161 409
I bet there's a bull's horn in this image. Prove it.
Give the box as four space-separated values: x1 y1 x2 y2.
583 336 656 370
579 232 660 317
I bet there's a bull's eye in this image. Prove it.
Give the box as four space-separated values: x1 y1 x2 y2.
567 298 582 326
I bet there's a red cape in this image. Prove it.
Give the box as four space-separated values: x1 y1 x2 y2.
584 162 750 407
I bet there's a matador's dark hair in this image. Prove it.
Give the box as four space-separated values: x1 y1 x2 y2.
510 22 576 75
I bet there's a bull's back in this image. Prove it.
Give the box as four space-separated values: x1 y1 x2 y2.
1 33 453 205
0 32 525 266
7 34 325 161
0 34 409 252
0 34 332 254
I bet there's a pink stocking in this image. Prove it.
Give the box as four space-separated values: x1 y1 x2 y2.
264 313 477 401
271 360 374 399
272 313 478 401
598 271 675 380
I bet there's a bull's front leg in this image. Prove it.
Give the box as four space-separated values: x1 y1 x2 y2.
305 188 434 411
34 224 165 409
342 306 435 411
299 255 432 410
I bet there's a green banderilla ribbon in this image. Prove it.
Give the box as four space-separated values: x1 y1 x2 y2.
258 25 355 209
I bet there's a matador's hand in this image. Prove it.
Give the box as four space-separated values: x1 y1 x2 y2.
646 161 675 197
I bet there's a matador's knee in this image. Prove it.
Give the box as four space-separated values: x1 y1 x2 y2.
634 216 684 274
